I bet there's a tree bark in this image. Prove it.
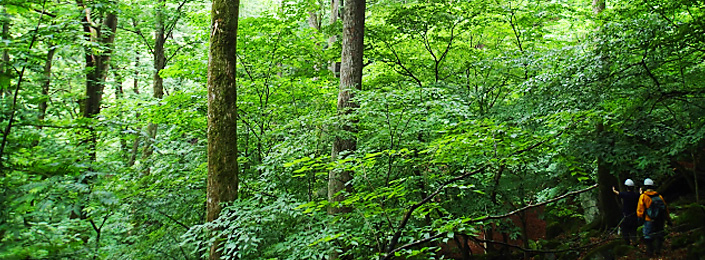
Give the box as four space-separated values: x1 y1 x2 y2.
141 0 166 162
206 0 240 258
113 65 124 99
1 11 9 98
329 0 365 216
307 10 320 31
595 121 620 229
153 0 165 100
38 45 56 124
77 2 117 160
79 9 117 119
328 0 365 258
328 0 341 76
592 0 605 15
133 52 140 94
591 0 620 230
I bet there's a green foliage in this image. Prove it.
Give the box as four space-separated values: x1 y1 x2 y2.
183 196 331 260
2 0 705 258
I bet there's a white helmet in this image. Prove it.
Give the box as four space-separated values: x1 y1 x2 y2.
624 179 635 187
644 178 654 186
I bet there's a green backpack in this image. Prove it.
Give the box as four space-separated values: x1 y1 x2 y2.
646 194 666 221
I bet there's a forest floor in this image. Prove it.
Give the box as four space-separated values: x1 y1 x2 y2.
618 231 689 260
588 224 703 260
577 196 705 260
572 228 692 260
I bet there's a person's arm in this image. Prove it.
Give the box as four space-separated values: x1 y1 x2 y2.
612 186 619 195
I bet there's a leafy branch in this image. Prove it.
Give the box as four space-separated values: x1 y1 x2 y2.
383 119 581 257
382 184 598 259
0 0 48 170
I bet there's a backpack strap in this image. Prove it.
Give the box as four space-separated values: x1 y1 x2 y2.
647 194 660 202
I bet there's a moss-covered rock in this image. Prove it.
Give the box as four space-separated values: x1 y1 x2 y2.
546 221 563 239
611 244 635 256
582 240 633 260
545 216 584 239
674 203 705 232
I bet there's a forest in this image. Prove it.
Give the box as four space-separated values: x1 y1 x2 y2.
1 0 704 259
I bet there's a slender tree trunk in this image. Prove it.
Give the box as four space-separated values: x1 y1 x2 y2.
206 0 240 258
328 0 340 41
80 11 118 119
133 52 140 94
591 0 620 230
127 132 140 167
129 51 140 166
592 0 605 15
1 9 13 233
595 121 620 229
307 10 320 31
693 151 700 204
328 0 341 76
329 0 365 217
38 45 56 124
113 66 124 99
78 9 117 161
1 12 10 98
142 0 166 162
328 0 365 258
0 2 46 169
153 0 165 100
112 66 129 153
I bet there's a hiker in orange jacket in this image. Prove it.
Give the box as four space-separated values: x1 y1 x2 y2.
636 178 673 256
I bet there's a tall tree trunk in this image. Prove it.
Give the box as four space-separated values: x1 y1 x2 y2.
153 0 165 100
0 6 6 231
79 11 118 119
1 11 9 98
112 66 129 153
328 0 340 42
591 0 620 230
328 0 365 258
206 0 239 258
128 52 140 167
328 0 341 76
38 45 56 124
692 151 700 204
70 2 118 227
595 122 620 229
142 0 166 162
80 12 118 160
